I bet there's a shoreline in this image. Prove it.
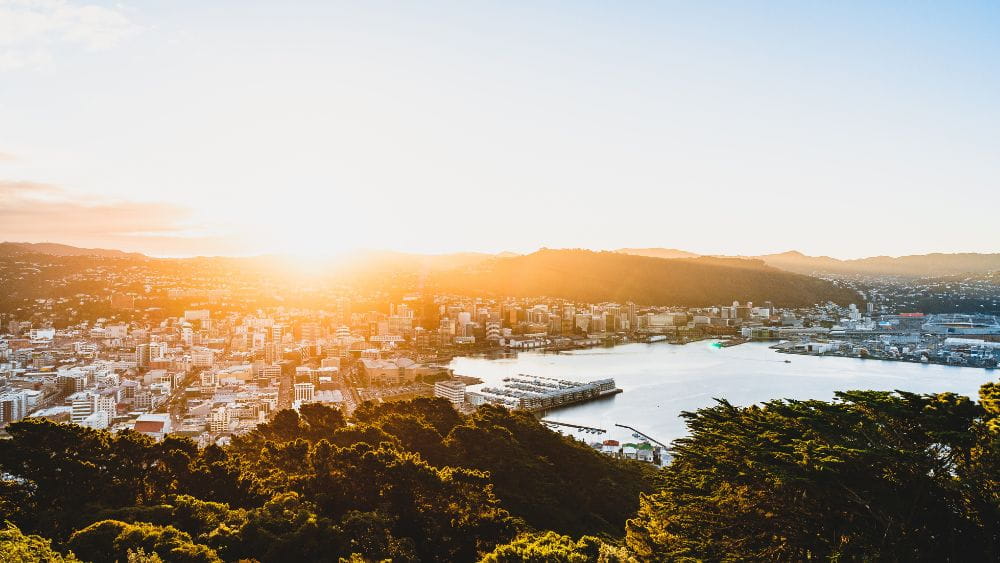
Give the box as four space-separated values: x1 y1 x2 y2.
449 337 995 448
770 344 997 370
434 333 747 364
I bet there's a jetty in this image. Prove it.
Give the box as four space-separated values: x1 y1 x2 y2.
614 423 671 451
540 419 607 434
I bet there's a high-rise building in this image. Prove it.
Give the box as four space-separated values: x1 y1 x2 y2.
0 391 28 424
136 343 151 367
71 393 95 424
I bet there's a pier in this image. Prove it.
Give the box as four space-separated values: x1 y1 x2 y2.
540 419 607 434
614 423 671 451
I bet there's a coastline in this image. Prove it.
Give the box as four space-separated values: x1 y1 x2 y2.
430 333 748 365
770 343 997 370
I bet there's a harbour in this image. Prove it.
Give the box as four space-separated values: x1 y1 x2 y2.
450 340 996 445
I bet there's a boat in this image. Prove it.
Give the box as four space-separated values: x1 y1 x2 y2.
784 359 791 363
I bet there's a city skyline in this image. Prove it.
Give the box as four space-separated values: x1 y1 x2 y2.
2 1 999 258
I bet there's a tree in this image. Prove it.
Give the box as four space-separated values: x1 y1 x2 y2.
442 404 656 537
299 403 347 440
0 523 80 562
481 531 635 563
67 520 221 563
375 413 448 466
353 397 462 436
0 419 158 537
626 387 1000 560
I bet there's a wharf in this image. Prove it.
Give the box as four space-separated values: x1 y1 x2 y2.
541 420 607 434
469 375 622 413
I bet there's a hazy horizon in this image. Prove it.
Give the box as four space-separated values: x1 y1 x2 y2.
2 1 998 258
3 238 1000 262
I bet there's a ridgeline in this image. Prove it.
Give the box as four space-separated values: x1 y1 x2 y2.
435 249 860 307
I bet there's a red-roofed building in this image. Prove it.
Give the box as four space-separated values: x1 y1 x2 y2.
132 413 171 440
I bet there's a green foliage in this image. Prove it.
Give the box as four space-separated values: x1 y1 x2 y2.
10 385 993 561
351 398 656 537
0 398 654 560
0 419 160 536
444 404 657 537
67 520 221 563
481 531 594 562
126 548 166 563
0 523 80 562
627 386 1000 561
481 531 637 563
354 397 463 435
981 381 1000 432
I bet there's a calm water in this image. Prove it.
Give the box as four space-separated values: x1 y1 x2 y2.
449 341 997 446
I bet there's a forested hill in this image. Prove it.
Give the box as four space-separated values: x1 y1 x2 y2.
434 249 860 307
2 385 999 561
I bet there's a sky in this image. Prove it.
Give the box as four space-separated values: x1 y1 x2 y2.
0 0 998 258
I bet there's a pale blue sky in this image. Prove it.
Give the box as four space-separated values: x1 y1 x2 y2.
1 1 998 257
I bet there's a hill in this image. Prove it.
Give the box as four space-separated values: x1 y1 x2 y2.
616 247 699 260
434 249 859 306
0 242 146 259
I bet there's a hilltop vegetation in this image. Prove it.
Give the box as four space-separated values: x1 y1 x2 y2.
0 400 656 562
1 384 998 561
435 249 859 307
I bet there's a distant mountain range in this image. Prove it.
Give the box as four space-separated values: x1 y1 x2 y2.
5 241 998 283
434 249 859 307
617 248 1000 277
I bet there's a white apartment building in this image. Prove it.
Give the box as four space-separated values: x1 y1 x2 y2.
434 380 466 405
81 410 109 430
70 392 95 424
293 382 315 403
95 389 118 417
0 391 29 424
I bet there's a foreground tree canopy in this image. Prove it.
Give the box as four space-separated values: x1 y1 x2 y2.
1 385 997 561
